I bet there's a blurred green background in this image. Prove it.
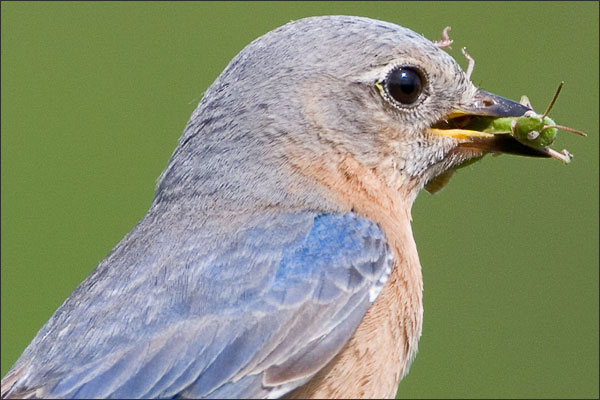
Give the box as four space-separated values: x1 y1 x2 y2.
1 2 598 398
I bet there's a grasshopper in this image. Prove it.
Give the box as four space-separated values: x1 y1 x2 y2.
434 27 586 163
471 82 587 163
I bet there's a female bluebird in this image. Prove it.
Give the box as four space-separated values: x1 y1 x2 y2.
2 16 551 399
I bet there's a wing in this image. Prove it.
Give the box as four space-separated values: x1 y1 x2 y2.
2 209 393 399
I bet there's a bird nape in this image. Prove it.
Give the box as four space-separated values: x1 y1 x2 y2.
1 15 585 400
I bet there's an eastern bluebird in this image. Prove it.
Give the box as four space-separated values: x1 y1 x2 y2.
2 16 549 399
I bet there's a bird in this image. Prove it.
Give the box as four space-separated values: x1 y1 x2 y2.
1 15 548 399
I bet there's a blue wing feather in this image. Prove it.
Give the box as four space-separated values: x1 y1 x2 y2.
4 210 393 399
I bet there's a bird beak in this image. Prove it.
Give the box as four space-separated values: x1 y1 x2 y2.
429 89 551 158
453 89 531 118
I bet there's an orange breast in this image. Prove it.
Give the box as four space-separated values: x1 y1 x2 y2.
287 156 424 398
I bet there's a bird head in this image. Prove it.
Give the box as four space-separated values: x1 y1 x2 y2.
156 16 544 212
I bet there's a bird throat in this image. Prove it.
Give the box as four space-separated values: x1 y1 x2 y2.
287 155 424 398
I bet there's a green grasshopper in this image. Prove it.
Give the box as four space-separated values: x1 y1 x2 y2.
467 82 587 163
434 28 586 164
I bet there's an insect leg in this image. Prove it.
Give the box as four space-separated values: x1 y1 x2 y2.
461 47 475 80
520 95 533 108
546 147 573 163
434 26 453 49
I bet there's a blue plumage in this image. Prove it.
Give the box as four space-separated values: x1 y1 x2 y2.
6 211 392 398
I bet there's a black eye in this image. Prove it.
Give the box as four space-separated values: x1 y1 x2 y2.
384 66 425 106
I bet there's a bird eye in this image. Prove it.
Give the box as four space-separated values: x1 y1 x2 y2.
383 66 425 106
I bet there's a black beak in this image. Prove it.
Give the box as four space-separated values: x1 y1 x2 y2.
464 89 532 117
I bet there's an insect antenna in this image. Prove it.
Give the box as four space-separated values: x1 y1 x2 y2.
542 81 564 118
542 125 587 137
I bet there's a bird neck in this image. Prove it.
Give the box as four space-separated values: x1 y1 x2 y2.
287 154 423 398
288 153 419 218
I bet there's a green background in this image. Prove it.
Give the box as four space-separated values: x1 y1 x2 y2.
1 2 598 398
